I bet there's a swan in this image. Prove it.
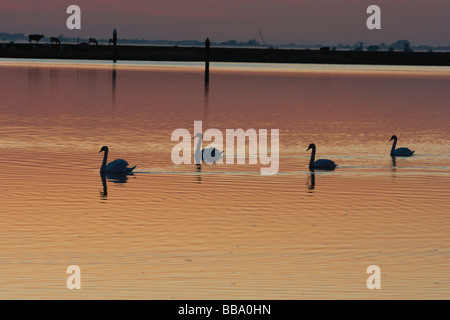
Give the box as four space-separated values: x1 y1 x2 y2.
193 133 223 164
99 146 136 173
307 143 337 170
389 135 414 157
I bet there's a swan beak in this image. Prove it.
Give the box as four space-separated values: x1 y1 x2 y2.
306 147 311 151
389 138 393 141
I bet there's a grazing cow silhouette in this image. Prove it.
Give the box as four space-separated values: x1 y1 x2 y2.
89 38 98 45
50 37 60 45
29 34 44 43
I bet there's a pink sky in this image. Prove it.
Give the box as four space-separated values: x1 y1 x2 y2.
0 0 449 46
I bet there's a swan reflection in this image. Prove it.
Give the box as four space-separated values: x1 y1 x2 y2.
390 156 398 176
391 156 397 167
100 172 134 198
307 171 316 191
196 164 202 183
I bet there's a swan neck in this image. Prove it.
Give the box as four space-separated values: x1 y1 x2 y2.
101 149 108 171
309 146 316 168
390 138 397 155
194 135 202 164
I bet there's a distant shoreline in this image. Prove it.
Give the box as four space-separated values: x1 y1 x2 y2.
1 43 449 66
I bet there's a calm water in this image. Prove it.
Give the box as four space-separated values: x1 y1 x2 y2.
0 59 449 299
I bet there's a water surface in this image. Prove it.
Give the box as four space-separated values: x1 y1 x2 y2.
0 59 449 299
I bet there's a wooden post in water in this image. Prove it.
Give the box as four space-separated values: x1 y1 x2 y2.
205 38 210 83
113 28 117 63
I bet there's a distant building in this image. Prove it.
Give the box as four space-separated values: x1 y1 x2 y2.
403 42 412 52
354 41 365 51
391 40 412 52
367 45 379 52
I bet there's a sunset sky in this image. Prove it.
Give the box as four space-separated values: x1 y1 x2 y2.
0 0 449 46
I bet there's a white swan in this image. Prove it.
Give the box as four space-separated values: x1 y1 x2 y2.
193 133 223 164
307 143 337 170
99 146 136 173
389 135 414 157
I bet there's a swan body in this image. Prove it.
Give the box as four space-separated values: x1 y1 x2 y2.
99 146 136 173
307 143 337 170
312 159 337 169
201 147 222 160
389 135 414 157
194 133 223 164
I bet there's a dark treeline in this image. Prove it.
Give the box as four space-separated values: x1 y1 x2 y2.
1 32 450 52
1 43 449 66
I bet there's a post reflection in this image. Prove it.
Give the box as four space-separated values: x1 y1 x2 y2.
27 67 43 102
111 66 117 111
203 81 209 128
194 81 210 184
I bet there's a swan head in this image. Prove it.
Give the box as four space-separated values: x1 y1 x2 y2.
99 146 109 153
307 143 316 151
389 135 397 141
193 133 202 140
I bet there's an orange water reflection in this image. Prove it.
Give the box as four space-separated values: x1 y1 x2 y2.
0 60 449 299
